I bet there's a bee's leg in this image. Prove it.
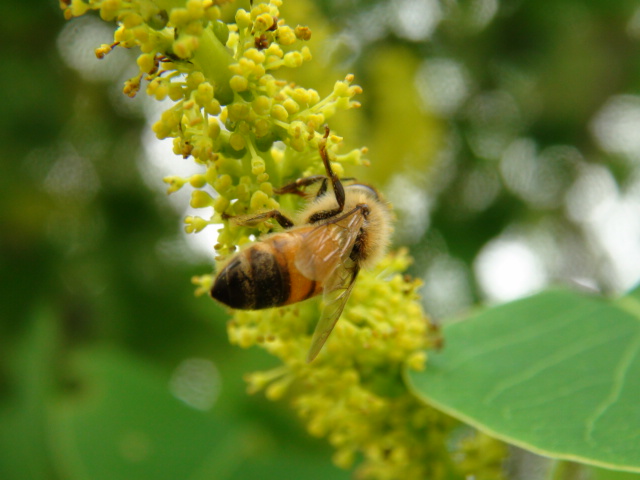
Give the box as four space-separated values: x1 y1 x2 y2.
229 210 295 229
308 126 346 223
274 175 327 196
277 176 361 199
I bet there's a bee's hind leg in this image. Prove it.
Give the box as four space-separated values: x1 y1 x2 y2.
274 175 327 197
226 210 295 229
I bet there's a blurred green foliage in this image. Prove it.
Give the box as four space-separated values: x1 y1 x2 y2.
2 0 640 478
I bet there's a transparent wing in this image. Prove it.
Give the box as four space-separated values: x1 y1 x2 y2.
294 206 366 282
306 260 360 363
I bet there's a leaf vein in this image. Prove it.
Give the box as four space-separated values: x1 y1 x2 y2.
449 308 585 370
483 329 626 405
584 330 640 445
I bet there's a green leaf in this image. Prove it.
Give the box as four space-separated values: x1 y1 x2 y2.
550 462 640 480
591 464 640 480
0 306 60 480
47 348 350 480
408 289 640 472
626 283 640 302
48 348 244 480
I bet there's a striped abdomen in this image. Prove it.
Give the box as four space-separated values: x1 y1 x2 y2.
210 230 323 310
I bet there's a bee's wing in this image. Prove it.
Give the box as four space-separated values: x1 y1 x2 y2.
294 207 366 282
306 259 360 363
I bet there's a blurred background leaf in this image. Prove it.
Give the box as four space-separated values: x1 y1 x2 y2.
2 0 640 478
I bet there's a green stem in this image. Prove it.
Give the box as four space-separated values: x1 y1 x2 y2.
193 27 234 105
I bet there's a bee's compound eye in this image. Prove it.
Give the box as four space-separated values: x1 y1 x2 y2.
346 184 379 200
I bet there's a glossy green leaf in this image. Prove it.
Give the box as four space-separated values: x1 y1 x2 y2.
408 289 640 472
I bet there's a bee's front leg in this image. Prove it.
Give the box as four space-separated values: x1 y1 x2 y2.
308 126 347 222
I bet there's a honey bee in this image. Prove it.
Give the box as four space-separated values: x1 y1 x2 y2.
211 127 392 362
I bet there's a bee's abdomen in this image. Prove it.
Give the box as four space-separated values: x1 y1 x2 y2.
211 243 290 310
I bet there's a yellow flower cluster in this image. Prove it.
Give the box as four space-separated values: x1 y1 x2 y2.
229 250 449 477
62 0 363 256
224 250 505 479
61 0 506 478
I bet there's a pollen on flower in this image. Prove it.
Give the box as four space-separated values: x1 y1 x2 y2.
188 174 207 188
254 13 275 32
191 274 213 296
277 25 296 45
173 35 199 59
205 99 222 116
167 82 184 101
265 375 293 400
228 132 246 151
190 190 215 208
265 43 283 58
113 25 135 46
184 215 212 233
249 190 270 210
122 12 143 29
95 42 118 59
283 51 303 68
235 9 252 29
163 176 186 194
270 104 289 121
123 75 142 97
195 82 214 104
282 98 300 114
168 8 191 27
229 75 249 92
96 0 120 20
244 48 266 64
212 195 229 214
407 351 427 371
294 25 312 41
213 174 232 193
148 80 169 100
